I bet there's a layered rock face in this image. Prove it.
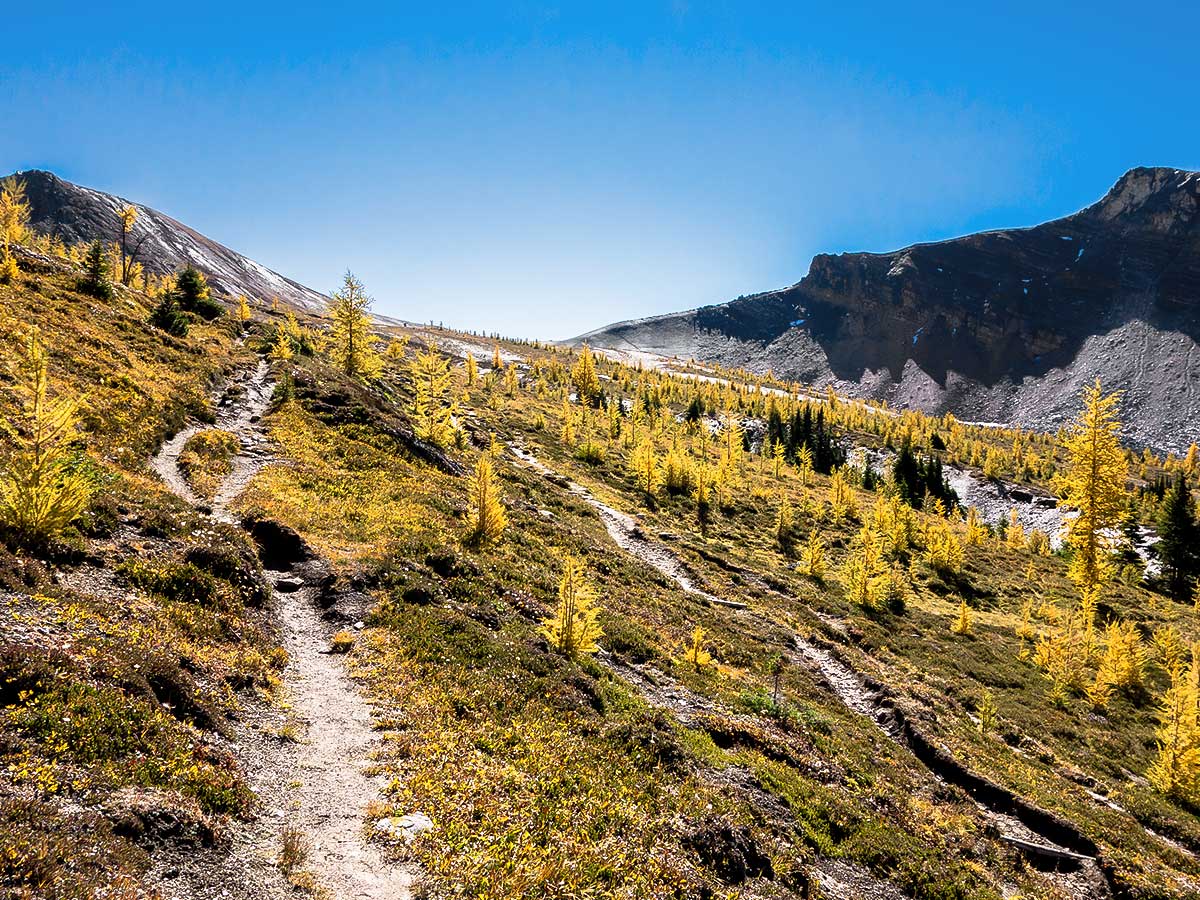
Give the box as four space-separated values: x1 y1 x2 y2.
13 169 328 311
575 168 1200 452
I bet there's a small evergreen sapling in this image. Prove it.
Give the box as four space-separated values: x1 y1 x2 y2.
150 292 189 336
78 240 114 300
175 266 223 319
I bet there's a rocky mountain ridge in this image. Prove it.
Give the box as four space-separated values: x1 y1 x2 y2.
575 167 1200 452
12 169 328 311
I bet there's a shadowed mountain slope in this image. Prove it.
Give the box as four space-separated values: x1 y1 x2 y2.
576 167 1200 451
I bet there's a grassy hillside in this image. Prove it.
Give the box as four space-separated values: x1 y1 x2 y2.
0 254 284 897
1 246 1199 899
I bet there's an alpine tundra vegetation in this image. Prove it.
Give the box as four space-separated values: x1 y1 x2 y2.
3 169 1200 900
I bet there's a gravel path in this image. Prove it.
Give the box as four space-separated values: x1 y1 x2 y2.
271 572 415 900
509 443 744 609
151 359 414 900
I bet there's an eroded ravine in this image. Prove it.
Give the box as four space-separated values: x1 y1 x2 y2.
150 359 414 900
509 441 1119 900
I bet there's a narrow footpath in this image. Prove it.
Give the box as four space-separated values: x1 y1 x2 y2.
150 359 414 900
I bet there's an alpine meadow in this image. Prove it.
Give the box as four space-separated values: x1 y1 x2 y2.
4 7 1200 900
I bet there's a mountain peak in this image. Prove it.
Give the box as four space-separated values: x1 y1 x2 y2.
575 167 1200 453
1087 165 1200 224
8 169 327 311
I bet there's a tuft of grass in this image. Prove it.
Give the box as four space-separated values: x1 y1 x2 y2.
278 824 310 876
330 630 356 653
177 428 241 498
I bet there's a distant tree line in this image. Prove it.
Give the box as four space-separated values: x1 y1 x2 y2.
892 442 959 511
764 403 844 474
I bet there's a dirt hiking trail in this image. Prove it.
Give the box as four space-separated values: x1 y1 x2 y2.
151 359 414 900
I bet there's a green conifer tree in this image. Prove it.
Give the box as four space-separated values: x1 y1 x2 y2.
1157 474 1200 602
78 240 114 300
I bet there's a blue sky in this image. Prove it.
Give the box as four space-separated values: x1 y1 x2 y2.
3 2 1197 339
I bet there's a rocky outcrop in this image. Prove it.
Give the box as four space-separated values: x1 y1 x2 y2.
575 168 1200 452
10 169 328 311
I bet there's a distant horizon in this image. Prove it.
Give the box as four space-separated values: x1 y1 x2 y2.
6 2 1199 339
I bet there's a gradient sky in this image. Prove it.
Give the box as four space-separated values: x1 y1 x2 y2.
4 2 1198 339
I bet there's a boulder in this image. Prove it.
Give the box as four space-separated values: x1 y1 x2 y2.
241 514 312 570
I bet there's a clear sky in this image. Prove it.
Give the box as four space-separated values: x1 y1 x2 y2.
3 2 1197 339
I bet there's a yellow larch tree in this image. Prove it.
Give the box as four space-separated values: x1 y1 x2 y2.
801 529 826 579
464 456 507 548
236 294 252 325
542 555 603 659
775 494 794 552
1060 380 1127 604
411 349 456 448
630 438 660 499
839 523 885 609
1033 608 1089 704
722 415 744 471
1088 620 1145 709
663 442 693 494
117 203 140 285
270 327 294 363
1147 644 1200 802
0 332 95 541
771 440 786 479
924 520 964 574
951 598 973 634
828 467 855 521
328 270 381 380
560 400 576 446
795 445 814 486
683 626 713 670
964 507 988 546
0 177 31 282
1005 510 1026 551
571 343 602 406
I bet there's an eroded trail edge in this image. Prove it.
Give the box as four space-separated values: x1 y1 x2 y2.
151 360 414 900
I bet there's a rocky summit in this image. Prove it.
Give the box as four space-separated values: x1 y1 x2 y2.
575 167 1200 452
14 169 328 311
